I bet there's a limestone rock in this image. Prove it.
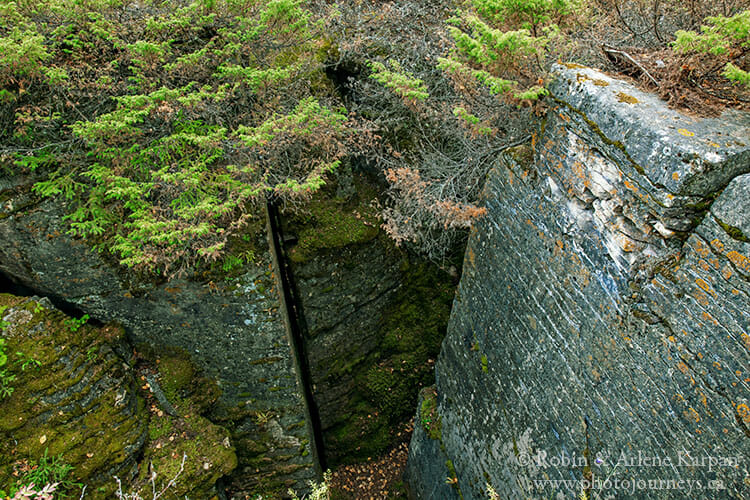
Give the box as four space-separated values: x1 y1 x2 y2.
406 67 750 499
0 294 147 497
0 178 316 496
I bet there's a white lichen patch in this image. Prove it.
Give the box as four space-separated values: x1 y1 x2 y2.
1 307 33 337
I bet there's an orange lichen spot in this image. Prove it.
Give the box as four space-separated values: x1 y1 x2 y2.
467 247 476 268
736 370 742 377
726 251 749 271
621 238 638 252
698 391 708 408
668 335 676 343
674 393 686 402
722 266 733 280
685 407 701 422
696 352 703 360
712 361 722 370
572 160 585 178
702 311 718 325
741 332 750 351
693 239 711 258
737 404 750 424
693 290 710 306
616 92 639 104
678 128 695 137
666 193 674 201
672 172 680 181
708 141 720 148
694 278 716 297
623 179 638 192
710 238 725 253
677 361 690 375
558 112 571 122
732 288 740 295
698 259 711 271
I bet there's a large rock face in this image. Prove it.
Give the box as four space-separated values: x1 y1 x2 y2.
0 177 316 496
282 179 455 464
406 66 750 499
0 294 147 497
0 294 237 499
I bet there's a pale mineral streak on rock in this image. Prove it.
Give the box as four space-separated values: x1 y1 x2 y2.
406 66 750 499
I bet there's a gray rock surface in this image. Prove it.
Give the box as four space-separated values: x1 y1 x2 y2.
407 66 750 499
0 181 316 495
283 184 455 465
290 238 402 463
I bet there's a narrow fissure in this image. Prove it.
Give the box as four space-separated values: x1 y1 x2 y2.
265 200 328 473
0 270 95 324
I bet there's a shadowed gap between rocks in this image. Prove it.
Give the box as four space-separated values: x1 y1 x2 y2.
0 270 97 325
266 199 328 473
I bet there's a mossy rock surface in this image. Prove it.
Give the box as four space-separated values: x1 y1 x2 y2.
0 294 239 498
0 293 147 498
137 412 237 500
284 174 380 263
130 345 237 499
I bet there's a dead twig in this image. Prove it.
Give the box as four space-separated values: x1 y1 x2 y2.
602 44 660 87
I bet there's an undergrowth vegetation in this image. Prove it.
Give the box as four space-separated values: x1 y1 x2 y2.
1 0 747 269
1 0 356 276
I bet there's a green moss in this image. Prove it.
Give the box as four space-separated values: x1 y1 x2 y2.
0 294 147 499
138 412 237 500
158 355 195 403
419 388 442 441
286 176 380 263
320 253 455 464
326 408 392 461
445 458 464 499
505 143 534 170
148 416 174 441
715 216 750 242
446 459 456 479
481 354 488 373
616 91 639 104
